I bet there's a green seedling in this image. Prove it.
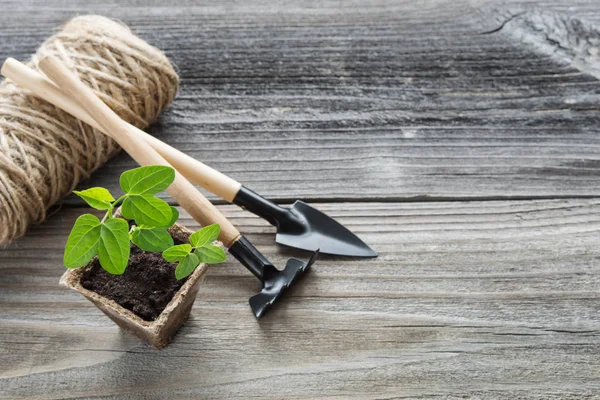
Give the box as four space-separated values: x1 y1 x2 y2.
64 165 177 274
163 224 227 279
62 166 178 274
64 165 226 278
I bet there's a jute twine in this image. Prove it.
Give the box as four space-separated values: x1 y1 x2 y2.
0 16 179 243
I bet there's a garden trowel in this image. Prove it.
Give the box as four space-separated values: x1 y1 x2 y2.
1 58 376 259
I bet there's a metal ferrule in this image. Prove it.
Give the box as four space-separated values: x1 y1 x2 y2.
232 186 298 228
228 235 273 282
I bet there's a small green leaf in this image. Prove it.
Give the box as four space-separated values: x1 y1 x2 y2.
163 244 192 262
64 214 101 268
175 252 200 280
120 166 175 195
73 187 114 210
131 226 174 252
121 195 173 227
190 224 220 248
195 244 227 264
97 218 130 275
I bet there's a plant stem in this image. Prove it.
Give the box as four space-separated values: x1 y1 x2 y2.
100 194 128 224
113 194 128 207
100 207 112 223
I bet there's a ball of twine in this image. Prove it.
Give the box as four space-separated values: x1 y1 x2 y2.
0 15 179 243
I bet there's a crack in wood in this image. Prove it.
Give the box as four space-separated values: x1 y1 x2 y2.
483 8 600 79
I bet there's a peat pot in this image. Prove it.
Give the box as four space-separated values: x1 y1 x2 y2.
60 222 213 348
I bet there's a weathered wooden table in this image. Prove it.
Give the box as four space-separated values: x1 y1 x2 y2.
2 0 600 398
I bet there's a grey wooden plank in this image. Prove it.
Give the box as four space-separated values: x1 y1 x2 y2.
1 1 600 398
1 199 600 399
1 0 600 204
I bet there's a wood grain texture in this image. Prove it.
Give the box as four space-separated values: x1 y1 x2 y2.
2 0 600 398
1 0 600 204
1 201 600 399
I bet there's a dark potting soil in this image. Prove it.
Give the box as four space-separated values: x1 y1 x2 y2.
81 229 191 322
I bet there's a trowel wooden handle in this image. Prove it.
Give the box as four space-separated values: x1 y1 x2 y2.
38 56 241 247
1 58 242 203
142 134 242 202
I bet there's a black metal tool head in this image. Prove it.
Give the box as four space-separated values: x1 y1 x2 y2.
234 187 377 258
276 200 376 257
249 250 318 318
229 236 318 318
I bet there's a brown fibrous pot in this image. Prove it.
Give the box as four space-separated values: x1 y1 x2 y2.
60 222 216 348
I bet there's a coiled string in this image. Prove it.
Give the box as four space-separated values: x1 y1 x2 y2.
0 15 179 243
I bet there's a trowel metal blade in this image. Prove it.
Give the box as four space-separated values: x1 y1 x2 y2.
276 201 377 258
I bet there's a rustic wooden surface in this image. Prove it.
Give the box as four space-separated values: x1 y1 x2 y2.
1 0 600 398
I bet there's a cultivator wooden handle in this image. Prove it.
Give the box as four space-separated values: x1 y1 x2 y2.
37 56 242 247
